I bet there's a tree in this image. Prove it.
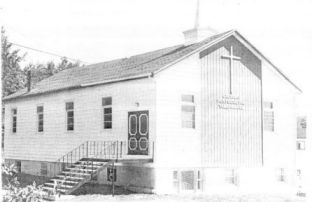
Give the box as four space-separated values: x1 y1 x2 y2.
23 57 81 88
1 28 26 98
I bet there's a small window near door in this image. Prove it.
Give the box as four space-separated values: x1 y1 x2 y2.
102 97 112 129
66 102 74 131
37 106 44 132
181 95 195 129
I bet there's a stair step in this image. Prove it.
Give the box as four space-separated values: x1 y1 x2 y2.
51 179 79 184
56 175 85 180
74 164 103 169
66 167 96 172
62 171 91 176
77 161 107 165
44 183 74 189
42 186 67 193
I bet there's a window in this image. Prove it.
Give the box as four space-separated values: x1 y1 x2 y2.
173 171 179 191
297 141 305 150
66 102 74 131
181 171 195 190
181 95 195 128
16 160 21 173
37 106 44 132
225 169 238 185
297 116 307 139
12 108 17 133
40 162 47 176
197 170 201 190
102 97 112 129
277 168 285 182
263 101 274 132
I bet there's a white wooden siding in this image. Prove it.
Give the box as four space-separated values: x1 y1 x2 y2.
262 62 297 171
155 53 202 168
200 37 262 167
4 78 156 162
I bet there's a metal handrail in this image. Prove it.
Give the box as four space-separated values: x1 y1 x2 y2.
51 140 154 179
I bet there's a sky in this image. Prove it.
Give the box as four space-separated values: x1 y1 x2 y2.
1 0 312 96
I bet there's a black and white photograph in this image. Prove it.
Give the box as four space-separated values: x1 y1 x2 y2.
1 0 312 201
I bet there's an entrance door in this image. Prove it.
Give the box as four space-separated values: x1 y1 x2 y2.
128 111 149 155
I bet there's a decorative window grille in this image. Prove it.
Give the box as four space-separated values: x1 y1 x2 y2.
181 95 195 128
12 108 17 133
37 106 44 132
66 102 74 131
102 97 112 129
263 101 274 132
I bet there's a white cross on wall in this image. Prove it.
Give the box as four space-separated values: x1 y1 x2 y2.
221 46 241 94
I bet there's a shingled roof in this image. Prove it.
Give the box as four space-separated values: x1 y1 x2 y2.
4 31 233 101
3 29 301 101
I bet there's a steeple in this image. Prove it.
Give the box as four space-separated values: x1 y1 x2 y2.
183 0 218 45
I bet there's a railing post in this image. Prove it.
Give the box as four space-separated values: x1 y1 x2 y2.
152 141 155 161
86 141 89 158
91 160 93 179
93 141 96 156
116 141 119 160
120 141 123 159
112 161 115 197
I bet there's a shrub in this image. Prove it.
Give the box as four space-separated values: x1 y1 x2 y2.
2 163 46 202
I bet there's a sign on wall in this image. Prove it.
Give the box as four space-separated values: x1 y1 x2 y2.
216 95 244 110
107 167 117 182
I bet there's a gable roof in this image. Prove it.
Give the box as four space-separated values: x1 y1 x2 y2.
3 30 301 102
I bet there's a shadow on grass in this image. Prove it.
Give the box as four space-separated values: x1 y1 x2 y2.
72 183 135 196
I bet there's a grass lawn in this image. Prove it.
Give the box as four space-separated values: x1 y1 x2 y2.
58 193 306 202
2 174 306 202
64 184 306 202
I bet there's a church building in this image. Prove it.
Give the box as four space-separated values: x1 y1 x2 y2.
3 3 302 195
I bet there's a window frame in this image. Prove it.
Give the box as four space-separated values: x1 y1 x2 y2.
102 97 112 129
37 105 44 133
296 141 305 150
181 94 195 129
11 108 17 133
65 102 74 132
263 101 274 132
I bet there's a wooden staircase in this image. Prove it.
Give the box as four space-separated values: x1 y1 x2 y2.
42 159 111 195
40 140 154 201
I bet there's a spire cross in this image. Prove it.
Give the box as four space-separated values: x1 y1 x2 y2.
221 46 241 94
